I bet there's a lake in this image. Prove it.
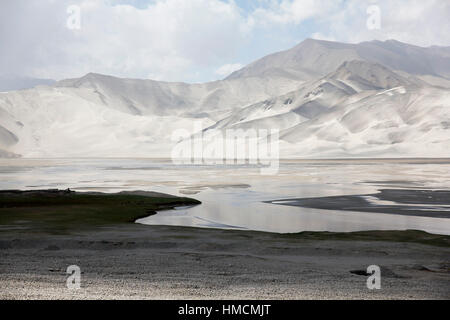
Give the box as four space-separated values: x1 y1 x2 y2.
1 158 449 235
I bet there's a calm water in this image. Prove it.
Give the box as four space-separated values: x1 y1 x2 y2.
1 158 450 235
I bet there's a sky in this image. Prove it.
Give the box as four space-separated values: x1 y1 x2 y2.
1 0 450 83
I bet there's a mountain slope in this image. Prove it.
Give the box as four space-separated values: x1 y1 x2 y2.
57 72 303 118
227 39 450 82
279 85 450 158
207 60 417 132
208 60 449 158
0 39 449 158
0 75 55 92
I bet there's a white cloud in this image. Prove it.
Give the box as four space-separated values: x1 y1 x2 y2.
215 63 243 77
250 0 341 26
314 0 450 47
1 0 450 83
0 0 249 82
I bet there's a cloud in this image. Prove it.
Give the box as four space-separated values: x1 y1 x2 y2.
1 0 450 83
313 0 450 47
215 63 243 77
250 0 341 26
0 0 249 81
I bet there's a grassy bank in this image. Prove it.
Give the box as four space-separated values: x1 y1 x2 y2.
282 230 450 247
0 189 200 233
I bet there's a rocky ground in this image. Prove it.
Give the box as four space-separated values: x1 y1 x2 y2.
1 225 449 299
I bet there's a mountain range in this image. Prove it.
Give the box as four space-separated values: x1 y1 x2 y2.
0 75 55 93
0 38 449 158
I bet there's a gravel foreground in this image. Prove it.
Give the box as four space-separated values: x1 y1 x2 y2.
0 225 449 300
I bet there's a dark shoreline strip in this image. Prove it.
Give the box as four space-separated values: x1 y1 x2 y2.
266 189 450 218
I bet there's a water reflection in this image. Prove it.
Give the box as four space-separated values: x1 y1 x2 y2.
1 158 449 234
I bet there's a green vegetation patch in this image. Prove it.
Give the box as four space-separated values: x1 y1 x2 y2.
0 189 200 233
281 229 450 247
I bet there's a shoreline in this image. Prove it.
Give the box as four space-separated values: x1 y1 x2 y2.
1 225 449 299
0 188 448 299
0 189 201 233
266 189 450 219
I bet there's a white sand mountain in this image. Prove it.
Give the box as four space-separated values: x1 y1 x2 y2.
205 60 417 131
0 39 449 158
56 72 302 118
0 75 55 92
227 38 450 82
0 72 302 157
209 59 449 157
279 85 450 158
